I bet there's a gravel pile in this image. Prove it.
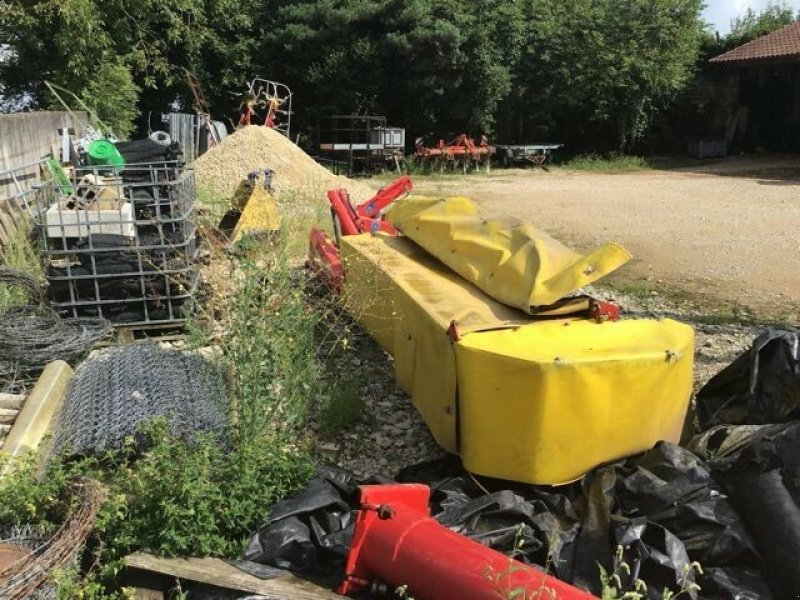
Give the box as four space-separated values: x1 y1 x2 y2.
194 126 375 211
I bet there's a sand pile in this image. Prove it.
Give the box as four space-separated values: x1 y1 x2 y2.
194 126 375 209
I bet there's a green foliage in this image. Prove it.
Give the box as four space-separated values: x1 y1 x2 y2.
0 226 327 594
94 421 314 558
510 0 705 150
0 423 314 593
79 60 140 139
726 2 797 48
599 546 703 600
225 241 323 438
0 218 42 311
318 373 364 436
1 0 705 148
565 154 649 172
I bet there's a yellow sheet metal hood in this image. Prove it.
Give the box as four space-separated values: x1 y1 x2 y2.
387 196 632 313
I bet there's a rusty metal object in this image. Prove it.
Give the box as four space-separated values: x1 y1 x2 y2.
0 478 104 600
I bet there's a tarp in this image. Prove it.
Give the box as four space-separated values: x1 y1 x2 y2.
455 318 694 484
695 329 800 429
241 445 770 599
690 421 800 598
340 233 534 453
386 196 632 312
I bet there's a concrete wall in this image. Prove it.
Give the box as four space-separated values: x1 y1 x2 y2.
0 111 86 244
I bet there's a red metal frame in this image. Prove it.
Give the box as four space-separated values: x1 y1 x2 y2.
308 176 621 322
327 175 413 237
307 228 345 292
415 134 495 160
338 484 597 600
308 177 413 290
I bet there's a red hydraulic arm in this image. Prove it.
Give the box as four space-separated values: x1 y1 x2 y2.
327 175 413 237
309 177 413 290
338 484 597 600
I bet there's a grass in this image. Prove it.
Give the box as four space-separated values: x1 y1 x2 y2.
0 197 345 596
0 217 44 311
564 153 649 172
317 372 364 436
599 278 798 328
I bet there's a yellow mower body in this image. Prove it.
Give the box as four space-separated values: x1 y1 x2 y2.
341 232 694 485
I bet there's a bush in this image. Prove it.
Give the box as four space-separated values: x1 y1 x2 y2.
79 60 140 139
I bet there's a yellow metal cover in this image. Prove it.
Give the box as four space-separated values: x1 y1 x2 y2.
340 233 694 485
455 319 695 485
220 180 280 242
340 233 533 453
387 196 632 312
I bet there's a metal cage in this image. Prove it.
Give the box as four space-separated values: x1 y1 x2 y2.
34 162 198 327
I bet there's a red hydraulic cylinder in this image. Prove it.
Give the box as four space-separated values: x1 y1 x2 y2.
338 484 597 600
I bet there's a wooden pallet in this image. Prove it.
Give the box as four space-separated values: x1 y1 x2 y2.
93 322 190 348
123 553 341 600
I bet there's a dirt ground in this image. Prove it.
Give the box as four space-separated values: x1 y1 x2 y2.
411 155 800 321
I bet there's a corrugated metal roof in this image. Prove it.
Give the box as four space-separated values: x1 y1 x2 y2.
710 21 800 64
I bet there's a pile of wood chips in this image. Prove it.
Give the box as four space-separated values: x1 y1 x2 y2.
194 126 375 211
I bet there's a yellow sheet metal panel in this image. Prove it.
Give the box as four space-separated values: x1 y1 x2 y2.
340 234 463 452
387 196 632 312
221 181 280 242
454 319 695 485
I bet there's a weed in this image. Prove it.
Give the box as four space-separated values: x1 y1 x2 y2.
318 372 364 436
482 524 557 600
0 217 43 311
564 154 649 172
599 545 702 600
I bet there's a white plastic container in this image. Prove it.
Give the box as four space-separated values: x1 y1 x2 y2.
45 200 135 239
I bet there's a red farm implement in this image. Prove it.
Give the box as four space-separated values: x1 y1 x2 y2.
414 134 495 173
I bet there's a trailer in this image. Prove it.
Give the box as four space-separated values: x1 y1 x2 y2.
495 143 563 167
317 115 405 175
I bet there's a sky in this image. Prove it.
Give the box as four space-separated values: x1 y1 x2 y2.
704 0 800 33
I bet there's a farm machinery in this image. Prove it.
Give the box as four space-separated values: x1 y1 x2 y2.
308 177 694 486
237 78 293 138
414 134 495 172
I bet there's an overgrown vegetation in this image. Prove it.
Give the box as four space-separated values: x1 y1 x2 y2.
0 215 337 594
565 154 649 172
79 59 141 138
724 1 798 49
0 218 42 311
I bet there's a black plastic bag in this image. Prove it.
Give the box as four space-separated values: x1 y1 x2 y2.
242 467 359 580
696 329 800 429
693 424 800 600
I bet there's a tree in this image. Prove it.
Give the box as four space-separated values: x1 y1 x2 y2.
80 59 140 138
505 0 705 150
0 0 261 131
726 2 797 49
1 0 707 149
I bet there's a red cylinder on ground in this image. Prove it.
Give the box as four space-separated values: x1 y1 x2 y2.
338 484 596 600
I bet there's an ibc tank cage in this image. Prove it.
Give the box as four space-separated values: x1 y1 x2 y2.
34 162 198 327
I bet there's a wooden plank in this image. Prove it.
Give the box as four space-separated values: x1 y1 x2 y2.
132 589 164 600
124 554 341 600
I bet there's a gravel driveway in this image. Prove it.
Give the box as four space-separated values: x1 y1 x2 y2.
412 156 800 320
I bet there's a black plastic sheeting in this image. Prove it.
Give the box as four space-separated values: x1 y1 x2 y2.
695 329 800 429
239 328 800 599
689 422 800 599
242 467 382 580
240 446 772 599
